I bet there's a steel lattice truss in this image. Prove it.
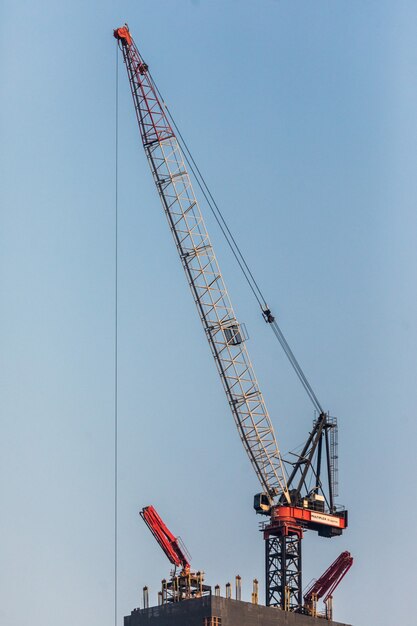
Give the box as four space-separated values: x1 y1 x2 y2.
266 533 302 611
118 31 288 500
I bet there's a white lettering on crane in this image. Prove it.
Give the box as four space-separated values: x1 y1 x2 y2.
310 512 341 527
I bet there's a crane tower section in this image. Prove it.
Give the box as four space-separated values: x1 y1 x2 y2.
114 26 289 503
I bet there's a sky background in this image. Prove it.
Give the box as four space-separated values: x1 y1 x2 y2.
1 2 417 626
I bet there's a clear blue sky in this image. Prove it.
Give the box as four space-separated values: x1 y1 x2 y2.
1 2 417 626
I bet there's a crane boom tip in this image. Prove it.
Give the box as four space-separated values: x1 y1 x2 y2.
114 24 132 45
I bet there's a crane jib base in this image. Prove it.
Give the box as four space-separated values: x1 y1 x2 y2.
270 505 347 537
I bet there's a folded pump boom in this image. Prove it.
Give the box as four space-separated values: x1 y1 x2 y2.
140 505 190 572
140 505 210 603
304 551 353 618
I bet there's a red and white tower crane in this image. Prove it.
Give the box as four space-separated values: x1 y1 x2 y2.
114 25 349 613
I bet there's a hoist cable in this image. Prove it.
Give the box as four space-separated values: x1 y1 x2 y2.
270 321 323 414
148 70 324 415
114 43 119 626
148 73 266 309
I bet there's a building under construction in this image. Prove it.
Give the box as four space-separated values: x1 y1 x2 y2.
125 596 351 626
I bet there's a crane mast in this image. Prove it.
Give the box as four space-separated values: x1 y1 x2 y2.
115 25 348 614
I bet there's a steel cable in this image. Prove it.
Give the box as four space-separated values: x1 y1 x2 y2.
148 70 324 415
114 43 119 626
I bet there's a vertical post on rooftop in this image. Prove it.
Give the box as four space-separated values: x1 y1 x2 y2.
235 575 242 601
325 596 333 621
252 579 259 605
143 586 149 609
225 582 231 599
311 592 318 617
161 579 167 604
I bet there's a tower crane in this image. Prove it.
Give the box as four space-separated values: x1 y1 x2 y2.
114 25 348 612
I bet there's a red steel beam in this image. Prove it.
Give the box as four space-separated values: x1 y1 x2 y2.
304 550 353 604
140 505 190 571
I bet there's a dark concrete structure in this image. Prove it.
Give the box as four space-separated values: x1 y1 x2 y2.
124 597 351 626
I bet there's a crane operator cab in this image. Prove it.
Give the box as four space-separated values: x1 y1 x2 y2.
254 492 273 515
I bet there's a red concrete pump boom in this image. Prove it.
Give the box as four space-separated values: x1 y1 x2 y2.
140 505 191 573
304 550 353 605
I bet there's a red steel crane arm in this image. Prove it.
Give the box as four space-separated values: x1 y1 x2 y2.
304 551 353 604
140 506 191 572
